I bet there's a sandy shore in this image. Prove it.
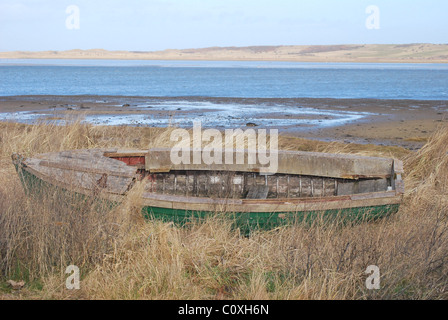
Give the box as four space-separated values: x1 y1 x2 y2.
1 95 447 150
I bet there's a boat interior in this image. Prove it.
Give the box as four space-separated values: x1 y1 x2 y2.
15 148 404 202
103 148 404 200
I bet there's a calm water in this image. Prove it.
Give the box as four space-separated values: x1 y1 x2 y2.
0 59 448 100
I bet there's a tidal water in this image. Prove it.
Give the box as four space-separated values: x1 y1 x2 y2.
1 59 448 100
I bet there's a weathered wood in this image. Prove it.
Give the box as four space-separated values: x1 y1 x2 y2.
15 148 404 220
24 149 138 195
350 191 396 201
140 190 401 214
145 148 394 179
395 179 405 195
104 150 147 158
23 148 402 200
246 185 269 199
391 160 405 194
39 160 135 178
393 159 404 174
142 171 346 199
337 178 388 196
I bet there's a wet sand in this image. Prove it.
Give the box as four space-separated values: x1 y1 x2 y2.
1 95 447 150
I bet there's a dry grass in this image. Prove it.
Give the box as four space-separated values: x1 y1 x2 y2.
404 137 429 143
0 120 447 300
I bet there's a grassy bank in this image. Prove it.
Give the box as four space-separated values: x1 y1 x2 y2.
0 121 447 300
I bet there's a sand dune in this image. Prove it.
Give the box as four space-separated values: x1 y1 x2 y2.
1 44 448 63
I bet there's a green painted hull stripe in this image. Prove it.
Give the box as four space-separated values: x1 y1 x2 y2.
143 204 399 230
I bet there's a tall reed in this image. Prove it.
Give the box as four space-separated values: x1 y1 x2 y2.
0 121 447 300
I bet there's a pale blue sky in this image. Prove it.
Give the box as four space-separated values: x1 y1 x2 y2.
0 0 447 51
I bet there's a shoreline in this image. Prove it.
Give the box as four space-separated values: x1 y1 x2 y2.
1 57 448 65
2 44 448 64
1 95 447 150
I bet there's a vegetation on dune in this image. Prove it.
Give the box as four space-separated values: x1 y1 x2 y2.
0 120 447 300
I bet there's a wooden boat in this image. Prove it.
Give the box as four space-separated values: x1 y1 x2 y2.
12 148 404 232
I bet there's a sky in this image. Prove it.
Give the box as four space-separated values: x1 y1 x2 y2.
0 0 447 51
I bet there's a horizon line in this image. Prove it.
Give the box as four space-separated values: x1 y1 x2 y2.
2 43 448 53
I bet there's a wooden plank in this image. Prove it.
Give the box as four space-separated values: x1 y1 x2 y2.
145 148 394 179
39 160 135 178
23 149 138 195
104 151 147 158
140 190 401 213
337 178 388 196
143 192 243 205
24 158 134 195
391 159 404 193
350 191 397 201
395 179 405 195
109 156 145 167
246 185 269 199
393 159 404 174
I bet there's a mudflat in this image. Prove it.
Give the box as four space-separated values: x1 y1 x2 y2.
0 95 447 150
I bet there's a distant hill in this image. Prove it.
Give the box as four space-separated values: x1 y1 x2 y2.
1 44 448 63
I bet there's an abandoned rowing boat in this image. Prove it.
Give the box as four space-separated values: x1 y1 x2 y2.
12 148 404 232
